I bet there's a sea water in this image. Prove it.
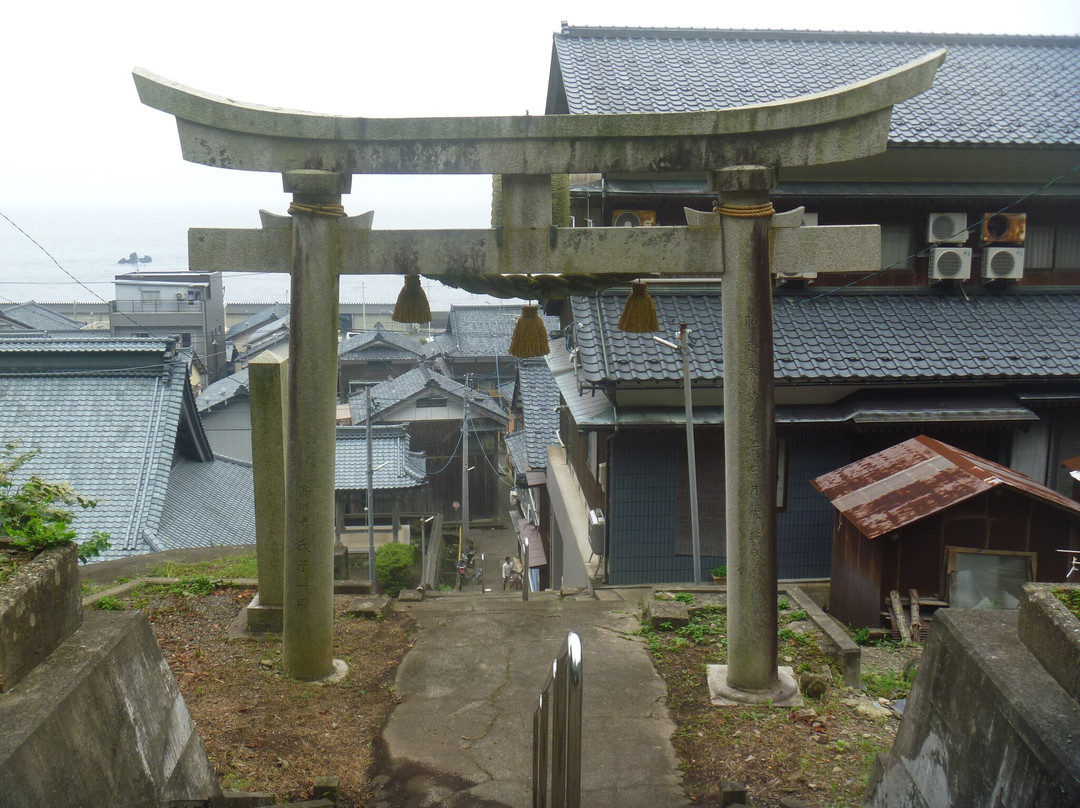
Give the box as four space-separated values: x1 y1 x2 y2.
0 204 502 309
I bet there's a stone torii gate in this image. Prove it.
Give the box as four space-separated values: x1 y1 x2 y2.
135 50 942 691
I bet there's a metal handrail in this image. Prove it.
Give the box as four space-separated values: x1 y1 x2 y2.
532 631 583 808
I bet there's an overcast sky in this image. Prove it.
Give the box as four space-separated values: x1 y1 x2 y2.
3 0 1078 232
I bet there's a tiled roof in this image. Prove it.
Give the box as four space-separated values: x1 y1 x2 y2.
570 287 1080 386
0 334 175 354
153 457 255 550
0 337 244 561
196 367 249 412
0 303 83 332
515 359 561 470
227 304 289 338
335 425 426 490
348 366 508 425
443 305 560 358
550 26 1080 147
339 324 426 361
504 431 530 476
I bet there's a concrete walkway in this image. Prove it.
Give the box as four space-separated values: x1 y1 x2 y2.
373 590 692 808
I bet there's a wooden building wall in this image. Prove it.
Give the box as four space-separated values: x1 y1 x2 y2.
831 488 1080 627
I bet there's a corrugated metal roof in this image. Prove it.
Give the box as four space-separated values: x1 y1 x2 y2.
550 26 1080 147
811 435 1080 539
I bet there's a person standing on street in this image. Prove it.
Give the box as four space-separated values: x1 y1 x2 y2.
502 556 513 590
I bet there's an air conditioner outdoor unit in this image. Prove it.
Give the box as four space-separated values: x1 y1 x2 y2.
927 212 969 244
613 209 657 227
981 213 1027 244
175 292 185 299
930 246 972 281
982 247 1025 280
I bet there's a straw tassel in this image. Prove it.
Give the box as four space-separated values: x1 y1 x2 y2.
508 305 550 358
618 282 660 333
391 274 432 324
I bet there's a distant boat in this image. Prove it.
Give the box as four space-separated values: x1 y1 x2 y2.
117 252 153 265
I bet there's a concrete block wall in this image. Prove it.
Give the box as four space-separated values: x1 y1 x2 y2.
0 611 221 807
864 606 1080 807
0 542 82 692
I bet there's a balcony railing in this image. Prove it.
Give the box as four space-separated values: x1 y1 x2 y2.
110 299 205 314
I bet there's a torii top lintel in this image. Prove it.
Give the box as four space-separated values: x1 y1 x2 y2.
133 50 943 178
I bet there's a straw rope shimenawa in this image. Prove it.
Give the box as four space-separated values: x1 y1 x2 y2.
714 202 775 218
508 305 550 358
391 274 432 324
617 281 660 333
287 201 347 217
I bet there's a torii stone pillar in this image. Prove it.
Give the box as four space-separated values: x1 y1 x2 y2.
133 49 943 688
716 166 787 700
280 170 349 680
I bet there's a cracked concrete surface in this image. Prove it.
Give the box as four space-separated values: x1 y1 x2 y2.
376 593 691 807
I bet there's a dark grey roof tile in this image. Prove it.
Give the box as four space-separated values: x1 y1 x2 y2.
552 27 1080 147
571 288 1080 385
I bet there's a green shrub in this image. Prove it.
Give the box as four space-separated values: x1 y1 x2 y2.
1055 587 1080 619
375 542 418 595
91 596 125 611
0 442 110 563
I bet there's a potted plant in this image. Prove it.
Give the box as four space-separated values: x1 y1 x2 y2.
711 565 727 585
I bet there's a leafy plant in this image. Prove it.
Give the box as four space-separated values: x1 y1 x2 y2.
91 596 125 611
777 596 791 611
0 442 110 563
862 669 914 700
673 592 694 604
375 542 418 595
1054 587 1080 619
710 565 727 578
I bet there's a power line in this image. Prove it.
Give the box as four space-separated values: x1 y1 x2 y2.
0 210 144 329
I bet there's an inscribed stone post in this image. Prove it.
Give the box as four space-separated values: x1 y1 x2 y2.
246 350 288 633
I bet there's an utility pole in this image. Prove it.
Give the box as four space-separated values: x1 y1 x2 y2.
680 323 702 584
461 374 471 550
366 383 376 593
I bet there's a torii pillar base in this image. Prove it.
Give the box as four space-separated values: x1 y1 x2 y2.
707 665 803 707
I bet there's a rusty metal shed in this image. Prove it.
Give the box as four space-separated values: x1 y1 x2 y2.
813 435 1080 627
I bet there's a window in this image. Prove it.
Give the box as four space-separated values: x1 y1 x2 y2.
133 332 151 338
1025 224 1080 270
140 290 161 302
880 225 916 270
945 547 1035 610
180 332 192 348
416 396 448 409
